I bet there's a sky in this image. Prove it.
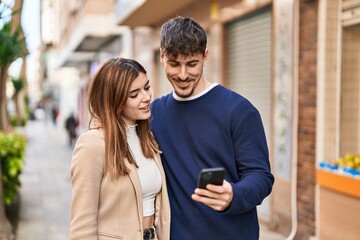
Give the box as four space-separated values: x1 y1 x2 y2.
7 0 40 83
22 0 41 83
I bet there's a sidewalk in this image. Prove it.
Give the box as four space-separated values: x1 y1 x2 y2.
16 120 72 240
15 119 286 240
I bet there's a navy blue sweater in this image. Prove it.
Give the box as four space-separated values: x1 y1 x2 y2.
151 85 274 240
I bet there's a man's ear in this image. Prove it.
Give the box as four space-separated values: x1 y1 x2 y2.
203 49 209 66
160 49 164 65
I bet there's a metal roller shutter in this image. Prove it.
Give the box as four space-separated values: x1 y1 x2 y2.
226 6 272 141
225 6 272 219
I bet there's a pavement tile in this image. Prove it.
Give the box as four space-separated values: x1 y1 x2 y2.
16 120 286 240
16 120 72 240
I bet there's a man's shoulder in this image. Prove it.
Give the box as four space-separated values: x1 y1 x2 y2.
213 85 247 102
152 93 172 107
214 85 257 112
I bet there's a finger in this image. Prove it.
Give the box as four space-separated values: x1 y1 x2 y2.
205 184 225 193
191 194 228 211
194 188 233 209
194 188 221 199
191 193 222 205
207 181 233 200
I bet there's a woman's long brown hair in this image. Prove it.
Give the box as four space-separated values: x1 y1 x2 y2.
88 58 160 180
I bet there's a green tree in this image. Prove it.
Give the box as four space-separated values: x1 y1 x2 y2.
0 0 27 132
10 76 25 126
0 1 27 239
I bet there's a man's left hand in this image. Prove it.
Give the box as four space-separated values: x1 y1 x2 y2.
191 179 233 211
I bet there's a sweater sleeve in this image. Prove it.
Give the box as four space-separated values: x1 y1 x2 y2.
70 132 104 240
225 109 274 214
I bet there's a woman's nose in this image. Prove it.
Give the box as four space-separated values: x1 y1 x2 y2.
142 90 151 101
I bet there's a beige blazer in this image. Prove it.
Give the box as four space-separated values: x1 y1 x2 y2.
70 129 170 240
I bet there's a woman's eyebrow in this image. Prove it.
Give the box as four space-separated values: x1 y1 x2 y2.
129 80 150 93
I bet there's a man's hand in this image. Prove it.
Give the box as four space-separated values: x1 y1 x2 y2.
191 179 233 211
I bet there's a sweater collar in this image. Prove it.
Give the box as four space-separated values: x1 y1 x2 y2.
173 82 219 101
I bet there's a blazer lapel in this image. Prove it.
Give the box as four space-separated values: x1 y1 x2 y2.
126 161 143 228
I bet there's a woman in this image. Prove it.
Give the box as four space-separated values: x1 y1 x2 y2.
70 58 170 240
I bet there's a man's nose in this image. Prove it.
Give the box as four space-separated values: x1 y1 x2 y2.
178 66 188 80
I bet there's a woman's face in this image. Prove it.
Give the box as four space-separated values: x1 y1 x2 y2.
121 72 152 125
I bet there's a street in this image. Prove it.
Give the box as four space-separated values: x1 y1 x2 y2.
16 120 72 240
14 119 285 240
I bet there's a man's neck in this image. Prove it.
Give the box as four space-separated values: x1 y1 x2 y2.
173 82 219 101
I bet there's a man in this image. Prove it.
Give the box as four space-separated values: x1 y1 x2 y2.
151 16 274 239
65 113 78 146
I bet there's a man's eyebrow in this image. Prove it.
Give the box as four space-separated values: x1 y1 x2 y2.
168 59 199 63
129 80 150 94
187 59 199 63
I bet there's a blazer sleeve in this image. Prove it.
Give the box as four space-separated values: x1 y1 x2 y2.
70 132 104 240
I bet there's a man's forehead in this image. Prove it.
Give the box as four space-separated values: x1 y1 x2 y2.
165 53 202 62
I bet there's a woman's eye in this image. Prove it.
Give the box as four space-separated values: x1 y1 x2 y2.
129 94 138 99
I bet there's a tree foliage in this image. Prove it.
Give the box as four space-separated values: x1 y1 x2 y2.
10 76 24 94
0 0 28 132
0 21 27 69
0 1 27 239
0 132 25 205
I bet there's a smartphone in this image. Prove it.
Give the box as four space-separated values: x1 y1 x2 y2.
197 167 225 189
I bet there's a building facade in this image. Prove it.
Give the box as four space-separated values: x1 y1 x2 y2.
41 0 360 239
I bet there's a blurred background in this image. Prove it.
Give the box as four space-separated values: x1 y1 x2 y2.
0 0 360 239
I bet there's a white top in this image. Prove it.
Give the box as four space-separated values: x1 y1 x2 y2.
173 82 219 101
126 125 162 217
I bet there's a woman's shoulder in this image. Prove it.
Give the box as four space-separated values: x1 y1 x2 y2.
72 129 105 169
79 129 103 140
75 129 104 151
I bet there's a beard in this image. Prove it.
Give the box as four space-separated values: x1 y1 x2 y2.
171 74 203 98
172 79 197 98
174 88 195 98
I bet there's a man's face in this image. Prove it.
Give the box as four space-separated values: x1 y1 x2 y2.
160 50 208 98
